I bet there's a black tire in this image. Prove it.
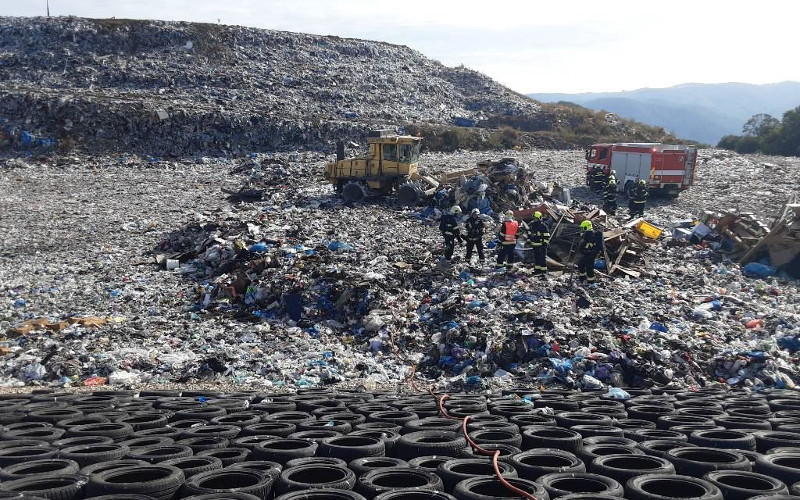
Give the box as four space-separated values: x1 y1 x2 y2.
637 439 697 460
509 414 555 428
211 412 263 427
285 457 347 469
571 425 623 438
180 424 242 440
296 419 353 434
262 412 315 424
408 455 452 473
173 406 228 421
467 429 522 449
657 414 713 430
318 435 385 461
355 422 403 433
754 452 800 485
453 476 548 500
0 458 80 479
349 457 410 476
118 436 175 450
252 438 318 464
196 447 251 466
349 429 402 457
536 472 623 498
136 427 184 440
288 430 343 443
274 489 367 500
577 443 644 464
167 418 207 430
374 490 456 500
356 468 444 498
403 418 462 435
0 439 50 449
589 454 674 484
241 422 297 438
753 431 800 453
625 428 687 443
88 464 184 499
83 495 160 499
521 427 583 453
276 464 357 494
181 468 275 499
159 455 222 478
625 473 723 500
79 458 149 476
688 429 757 451
714 415 772 431
58 443 130 467
56 416 110 430
176 436 230 453
627 405 675 423
437 458 518 493
115 412 171 431
460 444 521 463
65 422 135 442
2 427 66 442
582 436 637 447
392 431 468 460
126 444 194 464
667 446 752 475
555 412 613 428
614 419 656 431
0 474 87 499
793 481 800 495
367 411 420 427
27 408 85 424
508 448 586 480
0 445 58 466
556 495 623 500
703 470 789 500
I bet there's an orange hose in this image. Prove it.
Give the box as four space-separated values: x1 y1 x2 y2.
431 391 537 499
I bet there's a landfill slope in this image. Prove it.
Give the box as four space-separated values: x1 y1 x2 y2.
0 149 798 392
0 16 555 155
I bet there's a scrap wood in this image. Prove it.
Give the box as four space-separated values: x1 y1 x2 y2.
739 220 788 264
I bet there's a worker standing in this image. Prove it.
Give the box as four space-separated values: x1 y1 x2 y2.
464 208 486 265
591 165 606 193
528 211 551 276
496 210 519 266
440 205 463 262
577 220 602 284
628 179 649 218
603 175 618 215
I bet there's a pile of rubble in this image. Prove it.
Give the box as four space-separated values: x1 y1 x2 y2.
1 149 798 393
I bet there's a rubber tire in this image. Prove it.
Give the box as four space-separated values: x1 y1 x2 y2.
509 448 586 480
753 431 800 453
754 452 800 485
58 443 130 467
349 429 402 457
667 446 752 475
466 429 522 448
64 422 135 442
240 422 296 438
86 464 185 499
436 458 518 493
536 472 623 498
348 457 410 476
356 468 444 498
276 464 357 494
0 474 87 499
403 418 462 435
274 489 367 500
252 438 318 465
374 490 456 500
317 435 385 461
407 455 452 473
126 444 194 464
625 473 723 500
392 431 468 460
577 444 644 464
181 468 275 499
0 458 80 479
521 427 583 454
589 453 675 484
175 436 230 453
196 447 251 467
159 455 223 478
703 470 789 500
688 429 757 451
118 436 175 450
453 476 549 500
79 458 149 476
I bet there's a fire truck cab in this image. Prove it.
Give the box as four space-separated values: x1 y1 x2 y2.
586 143 698 198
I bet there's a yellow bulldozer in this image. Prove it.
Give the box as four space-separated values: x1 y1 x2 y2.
324 130 441 205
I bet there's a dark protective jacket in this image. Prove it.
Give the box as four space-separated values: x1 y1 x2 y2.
604 180 617 200
580 229 603 256
632 184 649 204
465 216 485 241
439 213 460 238
528 220 551 246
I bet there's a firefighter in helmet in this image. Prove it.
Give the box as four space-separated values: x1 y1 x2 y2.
439 205 463 262
577 220 602 283
528 211 551 276
603 174 618 215
629 179 649 218
464 208 486 265
591 165 606 192
496 210 519 266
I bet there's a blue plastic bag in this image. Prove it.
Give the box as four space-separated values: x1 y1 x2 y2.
743 262 776 278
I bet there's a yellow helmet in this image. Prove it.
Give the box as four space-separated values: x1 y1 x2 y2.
580 220 593 231
533 211 542 220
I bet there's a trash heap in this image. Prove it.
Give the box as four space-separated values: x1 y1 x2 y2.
1 149 799 391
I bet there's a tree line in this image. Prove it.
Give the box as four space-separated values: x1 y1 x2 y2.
717 106 800 156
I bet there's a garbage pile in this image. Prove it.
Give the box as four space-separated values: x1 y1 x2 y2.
1 149 799 392
0 16 546 155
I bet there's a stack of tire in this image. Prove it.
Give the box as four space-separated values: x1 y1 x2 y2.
0 386 798 499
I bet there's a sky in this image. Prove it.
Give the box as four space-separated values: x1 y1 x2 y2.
4 0 800 94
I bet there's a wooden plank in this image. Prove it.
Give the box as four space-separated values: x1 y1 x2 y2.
610 242 629 275
614 265 641 278
739 221 788 264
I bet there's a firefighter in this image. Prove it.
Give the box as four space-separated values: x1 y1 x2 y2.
603 175 618 215
496 210 519 266
577 220 602 283
591 165 606 192
439 205 463 262
464 208 486 265
528 211 550 276
628 179 649 218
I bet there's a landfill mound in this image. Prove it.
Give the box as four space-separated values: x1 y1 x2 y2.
0 16 563 156
1 148 798 392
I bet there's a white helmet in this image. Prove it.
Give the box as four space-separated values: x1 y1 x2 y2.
450 206 462 214
470 208 480 216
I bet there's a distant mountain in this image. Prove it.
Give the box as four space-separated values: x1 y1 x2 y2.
529 82 800 145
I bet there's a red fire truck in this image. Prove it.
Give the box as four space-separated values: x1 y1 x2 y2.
585 143 698 198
